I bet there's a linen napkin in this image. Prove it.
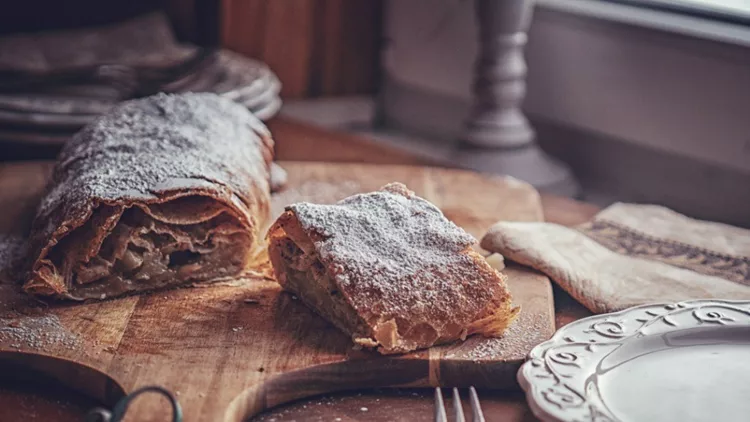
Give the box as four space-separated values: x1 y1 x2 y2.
481 203 750 313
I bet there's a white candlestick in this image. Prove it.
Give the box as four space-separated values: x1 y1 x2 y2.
459 0 579 196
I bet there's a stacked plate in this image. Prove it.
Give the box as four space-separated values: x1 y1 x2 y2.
0 13 281 146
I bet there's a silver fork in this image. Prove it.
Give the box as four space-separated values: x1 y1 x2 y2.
434 386 486 422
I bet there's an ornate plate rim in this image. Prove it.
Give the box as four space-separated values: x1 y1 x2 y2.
517 299 750 422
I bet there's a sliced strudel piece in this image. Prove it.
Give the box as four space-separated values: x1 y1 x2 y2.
267 182 518 354
24 93 273 300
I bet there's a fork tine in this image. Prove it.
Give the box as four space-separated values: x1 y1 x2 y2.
452 388 466 422
434 388 448 422
469 386 486 422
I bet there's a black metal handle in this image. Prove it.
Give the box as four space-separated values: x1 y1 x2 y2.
85 385 183 422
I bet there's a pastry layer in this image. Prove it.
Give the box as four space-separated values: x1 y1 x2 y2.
29 196 251 299
267 183 519 354
24 93 273 299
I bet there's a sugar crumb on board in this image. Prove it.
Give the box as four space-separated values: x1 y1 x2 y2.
0 235 81 352
253 388 421 422
0 313 80 351
445 310 551 361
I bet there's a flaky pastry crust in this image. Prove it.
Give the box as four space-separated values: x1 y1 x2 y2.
24 93 273 300
267 182 518 354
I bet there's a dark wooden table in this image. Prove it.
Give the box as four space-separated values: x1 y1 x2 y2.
0 117 599 421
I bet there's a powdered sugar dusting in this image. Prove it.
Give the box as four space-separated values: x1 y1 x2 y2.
288 182 497 330
0 313 80 351
446 310 551 361
26 93 272 291
0 232 81 351
41 92 269 214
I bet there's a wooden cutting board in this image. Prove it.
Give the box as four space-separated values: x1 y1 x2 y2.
0 161 554 422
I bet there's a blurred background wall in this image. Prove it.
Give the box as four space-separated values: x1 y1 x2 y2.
221 0 382 98
0 0 384 97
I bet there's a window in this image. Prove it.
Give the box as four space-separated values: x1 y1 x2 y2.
613 0 750 25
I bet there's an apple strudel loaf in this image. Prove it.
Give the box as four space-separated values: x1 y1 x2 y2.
24 93 273 300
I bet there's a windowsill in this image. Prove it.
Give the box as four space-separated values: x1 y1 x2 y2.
537 0 750 47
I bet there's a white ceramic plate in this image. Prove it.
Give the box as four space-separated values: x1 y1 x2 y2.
518 300 750 422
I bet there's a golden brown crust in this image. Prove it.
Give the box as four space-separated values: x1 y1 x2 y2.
24 93 273 300
267 183 518 354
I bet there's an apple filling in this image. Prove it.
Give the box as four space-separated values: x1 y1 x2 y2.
28 195 252 300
